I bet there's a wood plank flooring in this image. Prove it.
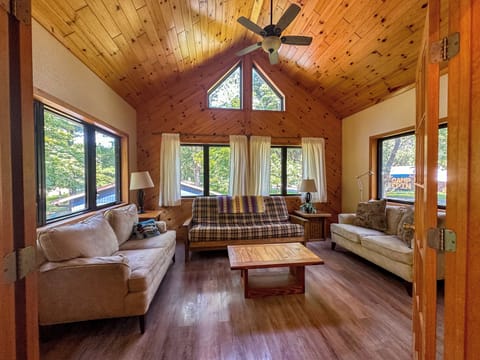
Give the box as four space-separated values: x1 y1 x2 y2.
40 241 441 360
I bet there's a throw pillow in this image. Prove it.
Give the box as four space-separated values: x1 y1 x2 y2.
132 219 161 239
397 206 415 248
104 204 139 245
38 214 119 262
385 206 407 235
352 199 387 231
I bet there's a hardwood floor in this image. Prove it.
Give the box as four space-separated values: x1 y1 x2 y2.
40 241 424 360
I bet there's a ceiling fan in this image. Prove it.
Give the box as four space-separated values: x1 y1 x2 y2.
236 1 312 65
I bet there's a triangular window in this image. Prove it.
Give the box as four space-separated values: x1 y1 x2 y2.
208 64 242 109
252 66 284 111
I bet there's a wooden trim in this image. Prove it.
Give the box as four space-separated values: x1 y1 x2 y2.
33 88 128 137
0 8 16 360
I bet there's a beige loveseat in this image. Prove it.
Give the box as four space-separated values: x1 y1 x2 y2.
36 204 176 333
330 204 445 291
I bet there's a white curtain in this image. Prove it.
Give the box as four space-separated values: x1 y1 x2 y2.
302 137 327 202
229 135 248 196
159 133 181 206
249 136 271 195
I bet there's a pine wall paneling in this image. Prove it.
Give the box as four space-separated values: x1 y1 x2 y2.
137 52 342 241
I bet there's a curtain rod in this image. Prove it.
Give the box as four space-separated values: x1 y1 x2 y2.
151 132 325 141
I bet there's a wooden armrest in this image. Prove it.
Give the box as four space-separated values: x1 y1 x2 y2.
183 217 193 227
289 214 309 225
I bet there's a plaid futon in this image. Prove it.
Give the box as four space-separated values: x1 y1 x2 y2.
189 196 304 242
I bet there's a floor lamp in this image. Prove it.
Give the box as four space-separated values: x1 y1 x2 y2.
356 170 374 202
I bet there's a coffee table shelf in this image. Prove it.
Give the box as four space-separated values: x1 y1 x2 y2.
227 243 324 298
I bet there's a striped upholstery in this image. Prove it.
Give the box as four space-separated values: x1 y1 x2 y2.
189 196 303 242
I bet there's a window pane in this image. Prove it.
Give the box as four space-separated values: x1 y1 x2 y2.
380 134 416 202
252 68 283 111
44 109 86 220
181 146 204 196
438 126 448 206
209 146 230 195
208 66 241 109
95 131 119 206
270 148 282 194
286 148 302 194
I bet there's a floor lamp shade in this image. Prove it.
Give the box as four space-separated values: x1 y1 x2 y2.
130 171 154 213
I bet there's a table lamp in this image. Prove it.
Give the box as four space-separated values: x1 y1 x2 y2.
299 179 317 213
130 171 154 213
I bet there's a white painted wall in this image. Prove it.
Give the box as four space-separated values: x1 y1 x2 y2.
31 19 137 170
342 75 448 212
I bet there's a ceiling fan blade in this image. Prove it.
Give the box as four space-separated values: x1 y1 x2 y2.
275 4 301 32
269 50 279 65
237 16 265 36
281 35 313 46
236 42 262 56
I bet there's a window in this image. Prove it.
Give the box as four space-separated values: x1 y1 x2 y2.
207 64 242 109
181 144 302 197
377 125 447 206
181 144 230 196
252 67 284 111
35 101 121 225
270 147 302 195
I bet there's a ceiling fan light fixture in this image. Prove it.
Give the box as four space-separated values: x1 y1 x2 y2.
261 36 281 53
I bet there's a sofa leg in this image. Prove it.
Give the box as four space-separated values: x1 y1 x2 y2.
172 253 176 263
139 315 146 334
331 242 336 250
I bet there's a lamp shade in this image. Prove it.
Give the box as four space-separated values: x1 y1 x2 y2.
130 171 154 190
299 179 317 193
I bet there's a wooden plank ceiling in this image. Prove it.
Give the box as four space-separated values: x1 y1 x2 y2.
32 0 448 118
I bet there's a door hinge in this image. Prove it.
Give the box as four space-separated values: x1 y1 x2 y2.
427 228 457 252
430 32 460 63
1 246 36 284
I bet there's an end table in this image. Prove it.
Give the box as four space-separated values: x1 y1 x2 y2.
293 210 332 241
138 210 162 221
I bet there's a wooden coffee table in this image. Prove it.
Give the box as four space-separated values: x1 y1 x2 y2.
227 242 324 298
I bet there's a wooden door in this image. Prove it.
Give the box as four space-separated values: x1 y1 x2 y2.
413 1 441 358
0 1 39 359
444 0 480 358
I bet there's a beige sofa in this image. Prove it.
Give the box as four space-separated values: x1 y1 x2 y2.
37 204 176 333
330 204 445 292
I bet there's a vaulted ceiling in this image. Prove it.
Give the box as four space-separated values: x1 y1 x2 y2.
32 0 448 118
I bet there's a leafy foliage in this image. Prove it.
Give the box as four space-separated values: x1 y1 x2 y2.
252 68 283 111
208 66 241 109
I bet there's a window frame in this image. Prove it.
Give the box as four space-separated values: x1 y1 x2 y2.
270 146 302 196
180 143 230 197
374 123 447 208
251 65 285 111
207 63 243 110
35 100 122 226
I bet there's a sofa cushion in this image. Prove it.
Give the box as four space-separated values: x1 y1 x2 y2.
396 206 415 247
188 222 304 242
352 199 387 231
118 248 167 293
385 206 407 235
38 214 119 262
105 204 138 245
330 223 385 244
360 235 413 265
120 230 176 251
192 196 289 226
